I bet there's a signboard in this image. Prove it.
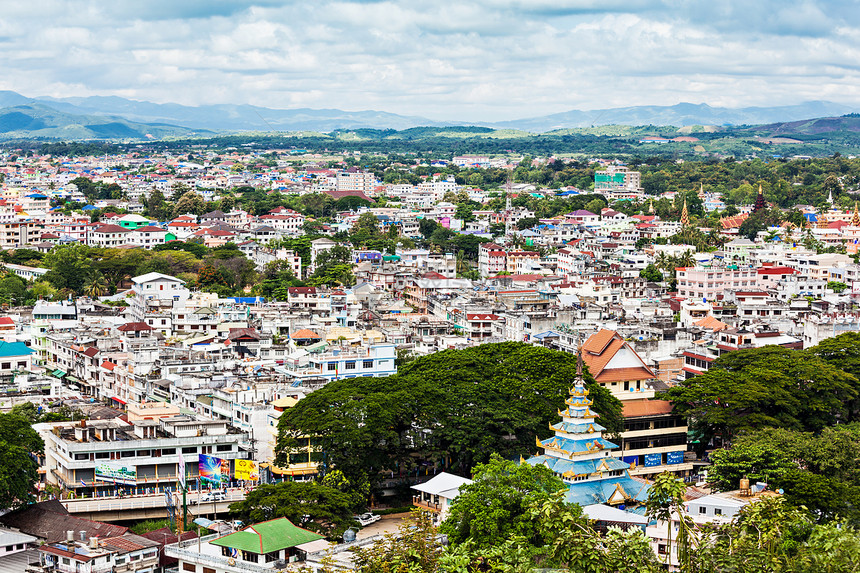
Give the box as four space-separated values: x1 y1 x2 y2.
95 462 137 485
178 452 186 489
644 453 663 467
666 451 685 465
235 460 259 481
199 455 228 484
621 455 639 470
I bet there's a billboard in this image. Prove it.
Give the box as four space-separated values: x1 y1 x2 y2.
621 455 639 470
95 462 137 485
666 451 685 465
644 453 663 467
235 460 259 481
178 452 186 489
199 455 228 485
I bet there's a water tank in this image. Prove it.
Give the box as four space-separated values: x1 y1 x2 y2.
739 477 750 495
343 529 356 543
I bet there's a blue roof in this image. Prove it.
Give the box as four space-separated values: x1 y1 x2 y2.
525 454 628 476
0 341 35 358
26 194 47 199
564 476 651 507
539 435 618 454
82 205 98 211
229 297 265 304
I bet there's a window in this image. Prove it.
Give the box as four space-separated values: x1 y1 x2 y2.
183 563 196 572
121 450 135 458
182 447 197 454
363 360 373 369
344 362 356 370
162 448 176 455
203 568 216 573
327 363 336 371
216 445 232 452
1 363 9 370
74 453 89 460
714 508 722 515
699 506 707 514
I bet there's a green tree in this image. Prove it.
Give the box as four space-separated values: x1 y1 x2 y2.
639 264 664 282
42 244 95 293
173 191 206 217
0 412 44 508
441 454 564 548
276 343 622 486
660 346 860 448
353 510 441 573
516 217 539 230
228 481 355 539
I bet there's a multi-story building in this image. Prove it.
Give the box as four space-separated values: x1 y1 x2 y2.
581 329 692 478
676 265 758 301
40 416 249 497
593 166 644 200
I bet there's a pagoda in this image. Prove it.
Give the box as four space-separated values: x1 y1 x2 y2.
523 353 650 506
752 184 766 213
680 198 690 228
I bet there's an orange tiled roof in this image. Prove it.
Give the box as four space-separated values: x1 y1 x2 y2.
581 329 655 383
622 398 674 418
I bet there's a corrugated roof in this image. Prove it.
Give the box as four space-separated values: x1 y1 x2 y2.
210 518 323 554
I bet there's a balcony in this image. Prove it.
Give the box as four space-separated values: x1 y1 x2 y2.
412 495 440 512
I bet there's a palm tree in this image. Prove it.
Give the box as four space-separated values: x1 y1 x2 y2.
83 273 110 299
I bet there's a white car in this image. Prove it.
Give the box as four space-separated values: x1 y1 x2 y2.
354 513 381 527
200 491 226 502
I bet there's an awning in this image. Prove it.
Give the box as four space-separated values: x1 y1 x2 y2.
111 396 126 405
51 369 66 378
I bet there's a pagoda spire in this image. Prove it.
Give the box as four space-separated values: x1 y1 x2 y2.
648 199 655 214
680 197 690 228
753 184 766 213
852 202 860 226
698 182 705 199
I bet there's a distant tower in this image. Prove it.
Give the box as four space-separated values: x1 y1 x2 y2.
648 199 655 214
698 182 705 200
852 202 860 227
680 197 690 228
828 188 834 206
753 184 766 213
505 178 512 211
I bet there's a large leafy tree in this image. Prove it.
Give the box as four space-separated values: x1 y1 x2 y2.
0 412 44 508
441 454 565 548
227 480 355 539
42 244 95 293
708 426 860 523
660 346 859 448
276 343 622 485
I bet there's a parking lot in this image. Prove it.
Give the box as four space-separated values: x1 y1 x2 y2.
356 512 410 539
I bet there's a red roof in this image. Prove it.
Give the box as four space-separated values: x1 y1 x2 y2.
757 267 798 275
118 322 153 332
466 313 500 321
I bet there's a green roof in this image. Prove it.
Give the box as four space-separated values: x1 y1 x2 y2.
0 341 34 358
211 518 324 554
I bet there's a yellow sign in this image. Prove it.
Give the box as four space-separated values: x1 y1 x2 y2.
235 460 259 481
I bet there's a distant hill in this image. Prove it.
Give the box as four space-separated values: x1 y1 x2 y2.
490 102 859 132
742 115 860 136
0 90 856 134
0 103 210 140
31 94 450 132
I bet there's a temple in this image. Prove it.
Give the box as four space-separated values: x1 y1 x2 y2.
524 352 650 507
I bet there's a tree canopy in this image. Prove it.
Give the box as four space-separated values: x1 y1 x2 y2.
660 344 860 448
0 411 45 508
276 343 622 485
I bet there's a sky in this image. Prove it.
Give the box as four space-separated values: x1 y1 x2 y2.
1 0 860 122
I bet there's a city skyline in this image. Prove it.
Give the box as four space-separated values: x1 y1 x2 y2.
2 1 859 122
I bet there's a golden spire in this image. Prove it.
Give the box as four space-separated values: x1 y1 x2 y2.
681 197 690 228
648 199 655 214
698 182 705 200
852 201 860 226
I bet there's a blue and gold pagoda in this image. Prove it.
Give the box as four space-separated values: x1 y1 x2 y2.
524 353 650 506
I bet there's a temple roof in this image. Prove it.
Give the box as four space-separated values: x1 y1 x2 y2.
525 454 629 476
539 435 617 455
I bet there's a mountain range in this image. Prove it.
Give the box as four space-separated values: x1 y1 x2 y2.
0 89 857 139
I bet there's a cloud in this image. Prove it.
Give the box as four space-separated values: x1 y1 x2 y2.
0 0 857 121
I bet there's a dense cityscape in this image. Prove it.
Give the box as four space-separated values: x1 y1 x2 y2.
0 142 854 571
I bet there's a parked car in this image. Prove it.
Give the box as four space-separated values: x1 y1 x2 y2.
201 490 226 502
354 513 381 527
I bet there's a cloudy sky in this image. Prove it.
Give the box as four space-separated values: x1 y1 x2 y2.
1 0 859 121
